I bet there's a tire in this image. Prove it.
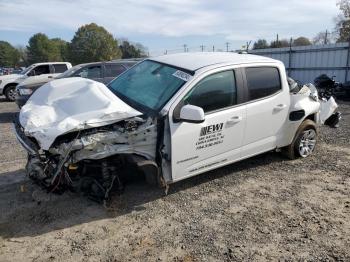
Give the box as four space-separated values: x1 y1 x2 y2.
4 85 17 101
283 119 317 160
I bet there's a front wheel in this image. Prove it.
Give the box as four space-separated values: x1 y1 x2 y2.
4 85 17 101
283 119 317 159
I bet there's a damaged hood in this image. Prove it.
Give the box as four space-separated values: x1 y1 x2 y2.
19 78 142 150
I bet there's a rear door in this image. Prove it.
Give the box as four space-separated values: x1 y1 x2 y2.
103 64 127 84
52 64 69 74
240 66 290 157
169 69 246 182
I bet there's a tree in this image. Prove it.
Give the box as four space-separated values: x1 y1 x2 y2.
26 33 65 63
313 31 335 45
69 23 121 64
293 37 312 46
51 38 69 61
270 39 290 48
135 43 148 57
335 0 350 42
0 41 20 67
119 40 146 58
253 39 269 49
16 46 29 66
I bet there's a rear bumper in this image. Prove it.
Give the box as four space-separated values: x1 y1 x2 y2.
13 115 39 155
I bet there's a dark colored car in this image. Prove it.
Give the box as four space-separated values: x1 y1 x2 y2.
16 60 140 107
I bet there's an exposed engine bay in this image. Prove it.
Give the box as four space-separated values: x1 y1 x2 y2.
14 78 164 203
16 116 161 203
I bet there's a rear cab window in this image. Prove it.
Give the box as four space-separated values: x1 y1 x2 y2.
245 67 281 101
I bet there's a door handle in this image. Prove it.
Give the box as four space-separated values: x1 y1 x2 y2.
274 104 287 110
228 116 242 123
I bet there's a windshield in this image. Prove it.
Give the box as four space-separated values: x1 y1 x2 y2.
55 64 83 79
108 60 188 112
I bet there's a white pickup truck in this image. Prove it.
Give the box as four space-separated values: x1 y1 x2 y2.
0 62 71 101
14 53 334 201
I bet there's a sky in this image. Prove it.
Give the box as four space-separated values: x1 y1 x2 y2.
0 0 340 56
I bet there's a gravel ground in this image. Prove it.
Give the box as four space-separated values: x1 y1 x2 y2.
0 97 349 262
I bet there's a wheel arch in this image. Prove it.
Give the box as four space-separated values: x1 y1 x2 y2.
3 82 18 93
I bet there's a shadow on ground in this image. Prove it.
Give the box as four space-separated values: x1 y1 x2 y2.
0 151 286 239
0 112 16 124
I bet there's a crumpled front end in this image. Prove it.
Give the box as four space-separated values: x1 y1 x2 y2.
15 114 159 202
14 78 161 202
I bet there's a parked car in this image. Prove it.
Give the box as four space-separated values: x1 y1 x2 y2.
15 60 139 107
0 62 72 101
14 53 334 202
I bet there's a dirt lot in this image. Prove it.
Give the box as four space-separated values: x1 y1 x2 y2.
0 98 349 262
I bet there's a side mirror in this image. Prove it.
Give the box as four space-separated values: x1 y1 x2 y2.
179 105 205 123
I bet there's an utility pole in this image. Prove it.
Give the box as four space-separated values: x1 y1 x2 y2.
183 44 187 52
325 30 328 45
164 50 168 55
276 34 279 46
246 41 252 52
212 45 215 52
225 42 230 52
200 45 205 52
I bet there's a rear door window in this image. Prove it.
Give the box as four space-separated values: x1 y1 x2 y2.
53 64 68 73
245 67 281 101
105 64 126 78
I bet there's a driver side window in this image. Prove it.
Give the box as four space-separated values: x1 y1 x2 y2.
76 65 102 78
28 65 50 76
183 70 237 113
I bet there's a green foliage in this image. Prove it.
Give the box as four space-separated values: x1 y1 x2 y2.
2 23 147 66
0 41 20 67
26 33 68 64
336 0 350 42
293 37 312 46
119 40 147 58
252 39 269 50
270 39 290 48
69 23 122 64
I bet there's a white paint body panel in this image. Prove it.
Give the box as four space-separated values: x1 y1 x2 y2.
19 78 142 150
170 105 246 182
17 73 60 87
0 74 25 93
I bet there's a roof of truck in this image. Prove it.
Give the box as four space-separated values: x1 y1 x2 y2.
150 52 278 72
32 62 71 66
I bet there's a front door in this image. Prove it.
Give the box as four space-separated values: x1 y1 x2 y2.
169 70 246 182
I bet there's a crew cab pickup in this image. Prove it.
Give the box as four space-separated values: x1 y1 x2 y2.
14 53 325 201
0 62 72 101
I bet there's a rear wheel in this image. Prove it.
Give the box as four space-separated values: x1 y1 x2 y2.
284 119 317 159
4 85 17 101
